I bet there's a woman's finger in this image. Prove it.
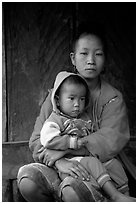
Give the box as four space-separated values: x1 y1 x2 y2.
71 162 90 181
76 163 90 180
72 166 88 180
68 169 79 179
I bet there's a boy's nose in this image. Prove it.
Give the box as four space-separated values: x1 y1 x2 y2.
74 101 79 107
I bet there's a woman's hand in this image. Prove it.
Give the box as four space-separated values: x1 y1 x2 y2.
38 147 66 166
55 158 90 181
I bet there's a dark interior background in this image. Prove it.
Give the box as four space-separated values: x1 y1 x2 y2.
2 2 136 142
2 2 136 202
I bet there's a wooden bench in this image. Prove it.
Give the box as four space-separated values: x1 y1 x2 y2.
2 141 34 202
2 139 136 201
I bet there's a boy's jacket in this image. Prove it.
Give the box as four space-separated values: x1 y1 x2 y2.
40 71 91 149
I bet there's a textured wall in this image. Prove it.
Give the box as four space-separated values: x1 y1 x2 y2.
3 2 136 141
77 3 136 136
4 3 73 141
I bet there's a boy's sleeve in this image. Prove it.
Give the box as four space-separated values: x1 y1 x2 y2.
85 96 130 162
40 114 71 150
40 121 60 147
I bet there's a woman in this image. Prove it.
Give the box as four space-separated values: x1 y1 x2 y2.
17 21 133 201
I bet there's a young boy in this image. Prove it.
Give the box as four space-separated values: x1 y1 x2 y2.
40 71 91 151
40 71 134 202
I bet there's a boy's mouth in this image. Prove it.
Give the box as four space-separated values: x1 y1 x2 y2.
72 110 80 114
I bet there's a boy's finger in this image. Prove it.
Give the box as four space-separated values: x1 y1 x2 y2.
38 149 46 163
38 146 45 153
69 170 78 179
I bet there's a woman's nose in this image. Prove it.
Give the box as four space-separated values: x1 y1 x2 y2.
87 54 95 65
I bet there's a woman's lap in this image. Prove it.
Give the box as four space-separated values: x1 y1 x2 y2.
80 157 129 193
17 162 105 201
17 163 61 201
59 176 107 202
17 160 129 202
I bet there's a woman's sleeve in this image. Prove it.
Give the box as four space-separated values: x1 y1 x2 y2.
29 93 53 162
85 95 130 162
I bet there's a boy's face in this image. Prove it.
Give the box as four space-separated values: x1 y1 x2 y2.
58 83 86 118
70 34 105 79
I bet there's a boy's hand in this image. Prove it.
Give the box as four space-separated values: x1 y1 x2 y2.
77 137 88 149
38 147 67 166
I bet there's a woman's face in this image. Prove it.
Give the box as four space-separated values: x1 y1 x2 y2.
70 34 105 79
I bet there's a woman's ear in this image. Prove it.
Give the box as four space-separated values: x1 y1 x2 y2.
70 52 76 66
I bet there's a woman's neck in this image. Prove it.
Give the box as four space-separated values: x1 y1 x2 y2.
86 77 100 93
85 77 101 102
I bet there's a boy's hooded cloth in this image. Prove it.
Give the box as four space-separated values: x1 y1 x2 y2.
40 71 92 150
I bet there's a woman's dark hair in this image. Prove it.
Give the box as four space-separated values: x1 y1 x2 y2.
56 75 90 106
72 21 107 57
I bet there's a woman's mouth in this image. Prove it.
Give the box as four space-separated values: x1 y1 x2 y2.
85 68 96 71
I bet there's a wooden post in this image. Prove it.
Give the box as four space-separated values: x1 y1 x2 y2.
2 4 7 142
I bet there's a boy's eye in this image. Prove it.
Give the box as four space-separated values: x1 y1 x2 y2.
81 97 85 101
68 97 74 100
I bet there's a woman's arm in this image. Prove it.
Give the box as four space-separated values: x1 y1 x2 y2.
83 95 130 162
29 92 53 162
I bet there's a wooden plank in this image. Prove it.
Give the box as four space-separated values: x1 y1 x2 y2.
2 142 33 201
2 141 34 179
12 179 26 202
2 179 13 202
2 179 26 202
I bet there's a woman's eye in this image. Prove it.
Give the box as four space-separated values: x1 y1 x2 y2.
96 52 104 56
80 52 88 55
